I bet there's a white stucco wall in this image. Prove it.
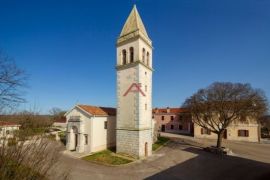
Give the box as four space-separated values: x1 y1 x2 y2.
91 116 116 152
66 106 116 153
194 123 260 143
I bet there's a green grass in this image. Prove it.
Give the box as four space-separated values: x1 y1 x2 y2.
152 137 170 151
83 150 133 165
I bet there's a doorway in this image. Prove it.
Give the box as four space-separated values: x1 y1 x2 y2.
75 134 78 150
71 126 78 151
145 142 148 157
161 125 165 132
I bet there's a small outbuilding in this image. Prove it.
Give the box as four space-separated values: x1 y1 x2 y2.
0 121 20 138
65 105 116 153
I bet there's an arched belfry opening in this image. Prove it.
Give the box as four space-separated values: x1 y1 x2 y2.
142 48 146 63
146 52 150 66
122 49 127 65
129 47 134 63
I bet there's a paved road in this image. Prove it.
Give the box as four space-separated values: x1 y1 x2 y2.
161 132 270 164
51 135 270 180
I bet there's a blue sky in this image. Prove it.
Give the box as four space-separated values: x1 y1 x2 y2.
0 0 269 114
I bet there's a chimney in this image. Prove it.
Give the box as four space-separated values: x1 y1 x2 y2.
166 107 170 113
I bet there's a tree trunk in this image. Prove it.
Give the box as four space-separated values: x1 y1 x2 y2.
216 132 223 149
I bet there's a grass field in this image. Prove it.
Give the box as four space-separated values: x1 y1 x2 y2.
83 150 133 165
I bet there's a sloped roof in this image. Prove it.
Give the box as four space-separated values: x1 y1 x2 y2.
0 121 20 127
119 5 149 38
77 105 116 116
153 108 189 114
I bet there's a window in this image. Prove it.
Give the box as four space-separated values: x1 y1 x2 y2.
146 52 150 66
171 125 174 129
84 134 88 145
129 47 134 63
170 116 174 121
122 49 127 65
179 115 183 121
201 128 211 135
179 125 183 130
238 130 249 137
145 71 147 75
104 121 108 129
142 48 145 63
161 116 164 121
145 85 147 92
145 104 147 110
6 130 10 135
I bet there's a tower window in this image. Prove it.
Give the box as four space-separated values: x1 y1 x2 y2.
104 121 108 129
145 103 147 110
129 47 134 63
146 52 150 66
142 48 145 63
122 49 127 65
145 85 147 92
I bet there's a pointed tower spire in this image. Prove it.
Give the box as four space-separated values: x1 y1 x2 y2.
117 5 151 46
120 5 149 38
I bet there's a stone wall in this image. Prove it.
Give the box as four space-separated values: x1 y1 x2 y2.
116 129 152 158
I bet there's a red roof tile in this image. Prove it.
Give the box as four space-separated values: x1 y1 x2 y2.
0 121 20 127
77 105 116 116
153 107 189 114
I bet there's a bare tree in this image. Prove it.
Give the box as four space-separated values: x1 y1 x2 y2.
0 51 26 112
184 82 268 149
0 52 69 179
50 107 65 119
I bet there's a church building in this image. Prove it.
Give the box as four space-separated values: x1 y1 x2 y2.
65 5 154 158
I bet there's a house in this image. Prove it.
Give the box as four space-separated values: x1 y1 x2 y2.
153 107 193 135
65 105 116 153
194 117 261 142
0 121 20 138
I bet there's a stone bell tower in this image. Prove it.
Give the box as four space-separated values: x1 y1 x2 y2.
116 5 153 158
